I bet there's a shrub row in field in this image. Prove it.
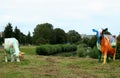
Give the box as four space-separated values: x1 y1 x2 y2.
36 44 77 55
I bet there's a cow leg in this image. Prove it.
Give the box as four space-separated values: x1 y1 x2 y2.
11 54 15 62
16 56 20 62
4 51 8 62
113 53 116 61
103 52 107 64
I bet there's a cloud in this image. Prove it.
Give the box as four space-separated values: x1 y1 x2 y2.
1 0 120 20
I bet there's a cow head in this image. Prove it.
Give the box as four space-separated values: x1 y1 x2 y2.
92 28 108 38
92 28 108 44
19 52 24 60
101 28 108 35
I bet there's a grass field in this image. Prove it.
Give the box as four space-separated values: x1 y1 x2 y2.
0 46 120 78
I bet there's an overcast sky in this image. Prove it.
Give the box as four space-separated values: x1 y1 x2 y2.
0 0 120 36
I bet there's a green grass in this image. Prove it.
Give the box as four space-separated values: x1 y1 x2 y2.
54 51 77 57
0 46 120 78
20 46 37 55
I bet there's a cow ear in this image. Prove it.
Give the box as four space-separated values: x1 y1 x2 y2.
92 29 95 32
103 28 108 32
92 29 97 32
104 28 108 31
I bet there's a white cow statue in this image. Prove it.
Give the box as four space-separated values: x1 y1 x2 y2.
3 38 22 62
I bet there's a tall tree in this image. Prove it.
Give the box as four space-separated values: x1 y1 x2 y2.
14 26 21 43
20 32 27 45
67 30 81 44
27 31 32 44
4 23 14 38
53 28 67 44
33 23 54 44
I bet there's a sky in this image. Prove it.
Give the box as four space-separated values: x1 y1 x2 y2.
0 0 120 36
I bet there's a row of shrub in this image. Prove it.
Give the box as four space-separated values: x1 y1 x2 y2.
36 44 77 55
36 43 99 58
36 43 120 59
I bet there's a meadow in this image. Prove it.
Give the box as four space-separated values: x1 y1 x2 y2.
0 46 120 78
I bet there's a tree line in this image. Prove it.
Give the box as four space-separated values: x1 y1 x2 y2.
0 23 83 45
1 22 120 48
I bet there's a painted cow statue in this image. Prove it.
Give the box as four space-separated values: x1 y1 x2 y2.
3 38 23 62
92 28 117 64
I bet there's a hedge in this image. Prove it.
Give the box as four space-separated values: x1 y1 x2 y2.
36 44 77 55
89 46 99 58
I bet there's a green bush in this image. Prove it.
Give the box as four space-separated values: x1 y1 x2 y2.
89 46 99 58
77 44 87 57
54 45 62 53
36 44 77 55
61 44 77 52
36 46 47 55
77 47 85 57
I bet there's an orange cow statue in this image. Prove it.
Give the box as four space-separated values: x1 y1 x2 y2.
92 28 117 64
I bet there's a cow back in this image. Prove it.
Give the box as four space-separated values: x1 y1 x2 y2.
4 38 20 56
101 35 116 55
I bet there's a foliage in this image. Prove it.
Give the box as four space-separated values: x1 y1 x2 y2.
20 32 27 45
77 44 88 57
33 23 54 44
2 23 32 45
33 23 68 44
80 35 97 48
36 44 61 55
81 37 90 45
14 26 21 42
67 30 81 44
52 28 67 44
88 36 97 48
4 23 14 38
61 44 77 52
26 32 32 44
89 46 99 59
77 47 86 57
36 44 77 55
